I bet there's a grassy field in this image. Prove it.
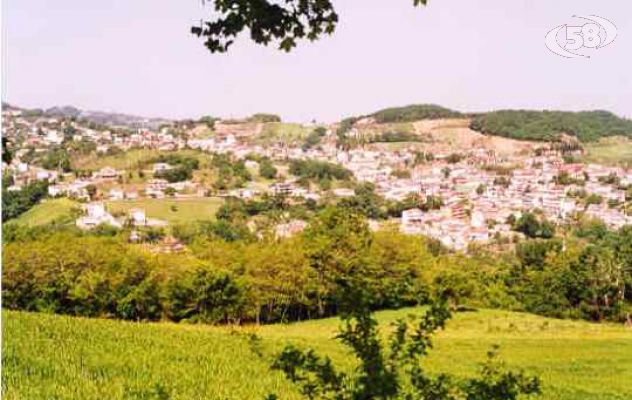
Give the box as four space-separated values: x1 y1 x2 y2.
256 122 313 145
105 197 224 225
72 149 213 171
9 198 79 227
582 137 632 167
3 308 631 400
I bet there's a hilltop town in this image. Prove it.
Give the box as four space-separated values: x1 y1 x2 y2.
3 104 632 251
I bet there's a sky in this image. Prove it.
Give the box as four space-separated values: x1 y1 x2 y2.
2 0 631 122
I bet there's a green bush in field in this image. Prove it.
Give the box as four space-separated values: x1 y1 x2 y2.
269 283 540 400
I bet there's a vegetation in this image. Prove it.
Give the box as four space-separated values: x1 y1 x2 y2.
470 110 632 142
259 158 278 179
4 206 632 325
211 154 252 190
249 113 282 123
512 213 555 239
270 286 539 400
302 127 327 150
40 148 72 172
290 159 352 185
370 104 463 123
259 123 314 145
2 180 49 222
4 307 632 400
582 138 632 167
151 154 200 183
369 131 424 143
195 0 434 53
105 198 224 225
7 198 79 227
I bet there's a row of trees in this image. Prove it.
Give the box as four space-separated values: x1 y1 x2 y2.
4 205 631 324
2 208 432 323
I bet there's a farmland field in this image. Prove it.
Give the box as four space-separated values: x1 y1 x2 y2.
105 197 224 225
3 308 632 400
9 198 79 227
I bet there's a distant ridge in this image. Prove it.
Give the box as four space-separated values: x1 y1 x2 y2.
4 101 632 142
344 104 632 143
2 103 171 130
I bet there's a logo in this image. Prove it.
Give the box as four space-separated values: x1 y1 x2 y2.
545 15 617 58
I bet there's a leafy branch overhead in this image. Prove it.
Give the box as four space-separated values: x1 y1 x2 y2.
192 0 429 53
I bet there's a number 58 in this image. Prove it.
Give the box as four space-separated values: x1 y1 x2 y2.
565 23 602 50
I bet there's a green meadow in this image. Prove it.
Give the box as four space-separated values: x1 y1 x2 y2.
72 149 212 171
105 197 224 225
256 122 313 145
3 308 631 400
9 198 79 227
582 137 632 167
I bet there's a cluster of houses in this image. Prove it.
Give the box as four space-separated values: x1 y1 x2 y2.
3 107 632 251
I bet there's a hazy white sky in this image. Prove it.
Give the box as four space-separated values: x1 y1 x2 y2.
2 0 631 122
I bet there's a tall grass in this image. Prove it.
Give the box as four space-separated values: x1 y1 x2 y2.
3 308 632 399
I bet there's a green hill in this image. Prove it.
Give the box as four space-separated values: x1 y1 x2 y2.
369 104 463 123
9 198 79 227
4 308 631 400
341 105 632 143
470 110 632 142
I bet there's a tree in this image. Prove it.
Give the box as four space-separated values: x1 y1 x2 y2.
86 184 98 200
338 183 386 219
193 0 430 53
2 137 13 164
513 213 554 239
260 159 278 179
2 180 49 221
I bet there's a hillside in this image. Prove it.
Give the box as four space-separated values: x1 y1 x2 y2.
369 104 463 123
470 110 632 142
357 118 535 156
342 105 632 145
4 308 632 400
8 198 79 227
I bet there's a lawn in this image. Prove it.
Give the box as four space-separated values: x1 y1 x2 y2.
9 198 79 227
3 308 631 400
105 197 224 225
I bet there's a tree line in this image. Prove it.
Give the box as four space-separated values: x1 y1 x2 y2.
3 206 631 325
470 110 632 142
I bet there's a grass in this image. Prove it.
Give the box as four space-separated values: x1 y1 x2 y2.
72 149 212 171
357 122 416 137
105 197 224 225
582 137 632 167
256 123 313 145
3 308 632 400
9 198 79 227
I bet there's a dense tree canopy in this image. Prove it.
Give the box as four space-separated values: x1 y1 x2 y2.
4 205 631 324
470 110 632 142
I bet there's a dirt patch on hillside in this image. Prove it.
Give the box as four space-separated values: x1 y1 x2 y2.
412 118 536 156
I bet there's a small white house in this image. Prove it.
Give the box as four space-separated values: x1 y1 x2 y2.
109 188 125 200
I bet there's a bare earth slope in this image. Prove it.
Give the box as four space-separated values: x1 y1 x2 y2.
412 118 536 156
